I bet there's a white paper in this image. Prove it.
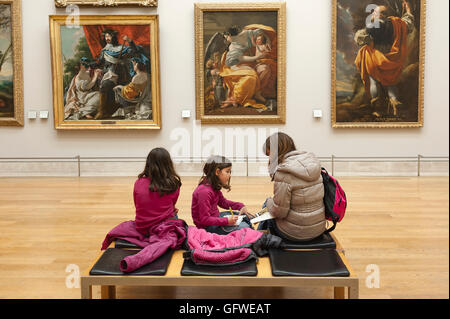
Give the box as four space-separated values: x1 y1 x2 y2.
223 214 244 225
250 211 274 224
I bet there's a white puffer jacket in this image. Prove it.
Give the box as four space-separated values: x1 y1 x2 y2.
265 150 325 241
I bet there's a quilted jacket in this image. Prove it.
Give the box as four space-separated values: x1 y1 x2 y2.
183 226 283 266
266 150 325 241
101 219 187 272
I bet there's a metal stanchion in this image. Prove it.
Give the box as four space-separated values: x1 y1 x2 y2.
418 154 421 177
331 155 335 176
77 155 81 177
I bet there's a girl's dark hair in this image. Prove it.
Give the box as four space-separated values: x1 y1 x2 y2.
138 148 182 196
263 132 297 164
199 155 232 191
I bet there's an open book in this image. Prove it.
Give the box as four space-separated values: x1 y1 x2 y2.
250 207 274 224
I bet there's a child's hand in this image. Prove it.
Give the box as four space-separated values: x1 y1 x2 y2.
240 206 254 218
227 215 239 225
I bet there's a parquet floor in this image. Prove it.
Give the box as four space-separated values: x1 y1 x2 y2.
0 176 448 299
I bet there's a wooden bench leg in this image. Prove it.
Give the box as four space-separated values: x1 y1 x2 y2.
101 285 116 299
334 287 345 299
81 282 92 299
348 284 359 299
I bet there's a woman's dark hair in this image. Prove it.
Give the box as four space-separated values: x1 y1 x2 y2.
132 57 146 72
80 57 90 68
263 132 297 165
199 155 232 191
225 25 241 37
138 148 182 196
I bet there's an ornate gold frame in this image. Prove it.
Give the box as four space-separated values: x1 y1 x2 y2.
0 0 23 127
331 0 426 128
54 0 157 7
194 2 286 124
49 15 161 130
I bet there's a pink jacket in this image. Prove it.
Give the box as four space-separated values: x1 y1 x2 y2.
101 219 186 272
185 226 263 265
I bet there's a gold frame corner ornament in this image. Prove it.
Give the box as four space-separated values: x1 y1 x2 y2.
194 2 286 125
0 0 24 127
331 0 425 129
49 15 161 130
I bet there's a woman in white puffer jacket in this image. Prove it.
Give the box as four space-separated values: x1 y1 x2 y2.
258 132 326 241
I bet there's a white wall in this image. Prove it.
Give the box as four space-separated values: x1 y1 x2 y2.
0 0 448 159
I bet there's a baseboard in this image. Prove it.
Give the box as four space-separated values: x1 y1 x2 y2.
0 157 448 177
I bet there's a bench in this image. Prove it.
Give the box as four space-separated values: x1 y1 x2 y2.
80 233 358 299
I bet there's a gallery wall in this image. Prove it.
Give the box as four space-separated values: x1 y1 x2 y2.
0 0 448 161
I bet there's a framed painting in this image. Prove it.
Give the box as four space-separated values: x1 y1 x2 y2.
0 0 23 126
49 15 161 129
54 0 158 7
194 2 286 124
332 0 425 128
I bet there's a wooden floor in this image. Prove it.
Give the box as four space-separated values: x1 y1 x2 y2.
0 176 448 299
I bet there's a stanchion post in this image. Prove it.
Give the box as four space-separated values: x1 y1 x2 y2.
332 155 335 176
418 154 421 177
77 155 81 177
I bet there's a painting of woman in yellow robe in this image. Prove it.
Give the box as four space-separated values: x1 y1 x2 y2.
195 4 286 124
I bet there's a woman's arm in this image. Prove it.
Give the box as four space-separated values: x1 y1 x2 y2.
266 181 291 219
239 51 267 63
79 71 100 91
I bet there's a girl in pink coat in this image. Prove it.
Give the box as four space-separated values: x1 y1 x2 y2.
191 155 253 235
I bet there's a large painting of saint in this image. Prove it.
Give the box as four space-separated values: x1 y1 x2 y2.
49 15 161 129
332 0 425 128
195 3 286 124
0 0 23 126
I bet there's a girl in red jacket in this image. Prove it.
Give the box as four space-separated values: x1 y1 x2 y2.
134 147 182 235
191 155 252 235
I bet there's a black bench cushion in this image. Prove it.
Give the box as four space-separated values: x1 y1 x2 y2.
89 248 173 276
181 259 258 276
269 249 350 277
281 233 336 250
115 238 142 249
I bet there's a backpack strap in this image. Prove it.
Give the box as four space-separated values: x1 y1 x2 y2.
324 220 337 233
